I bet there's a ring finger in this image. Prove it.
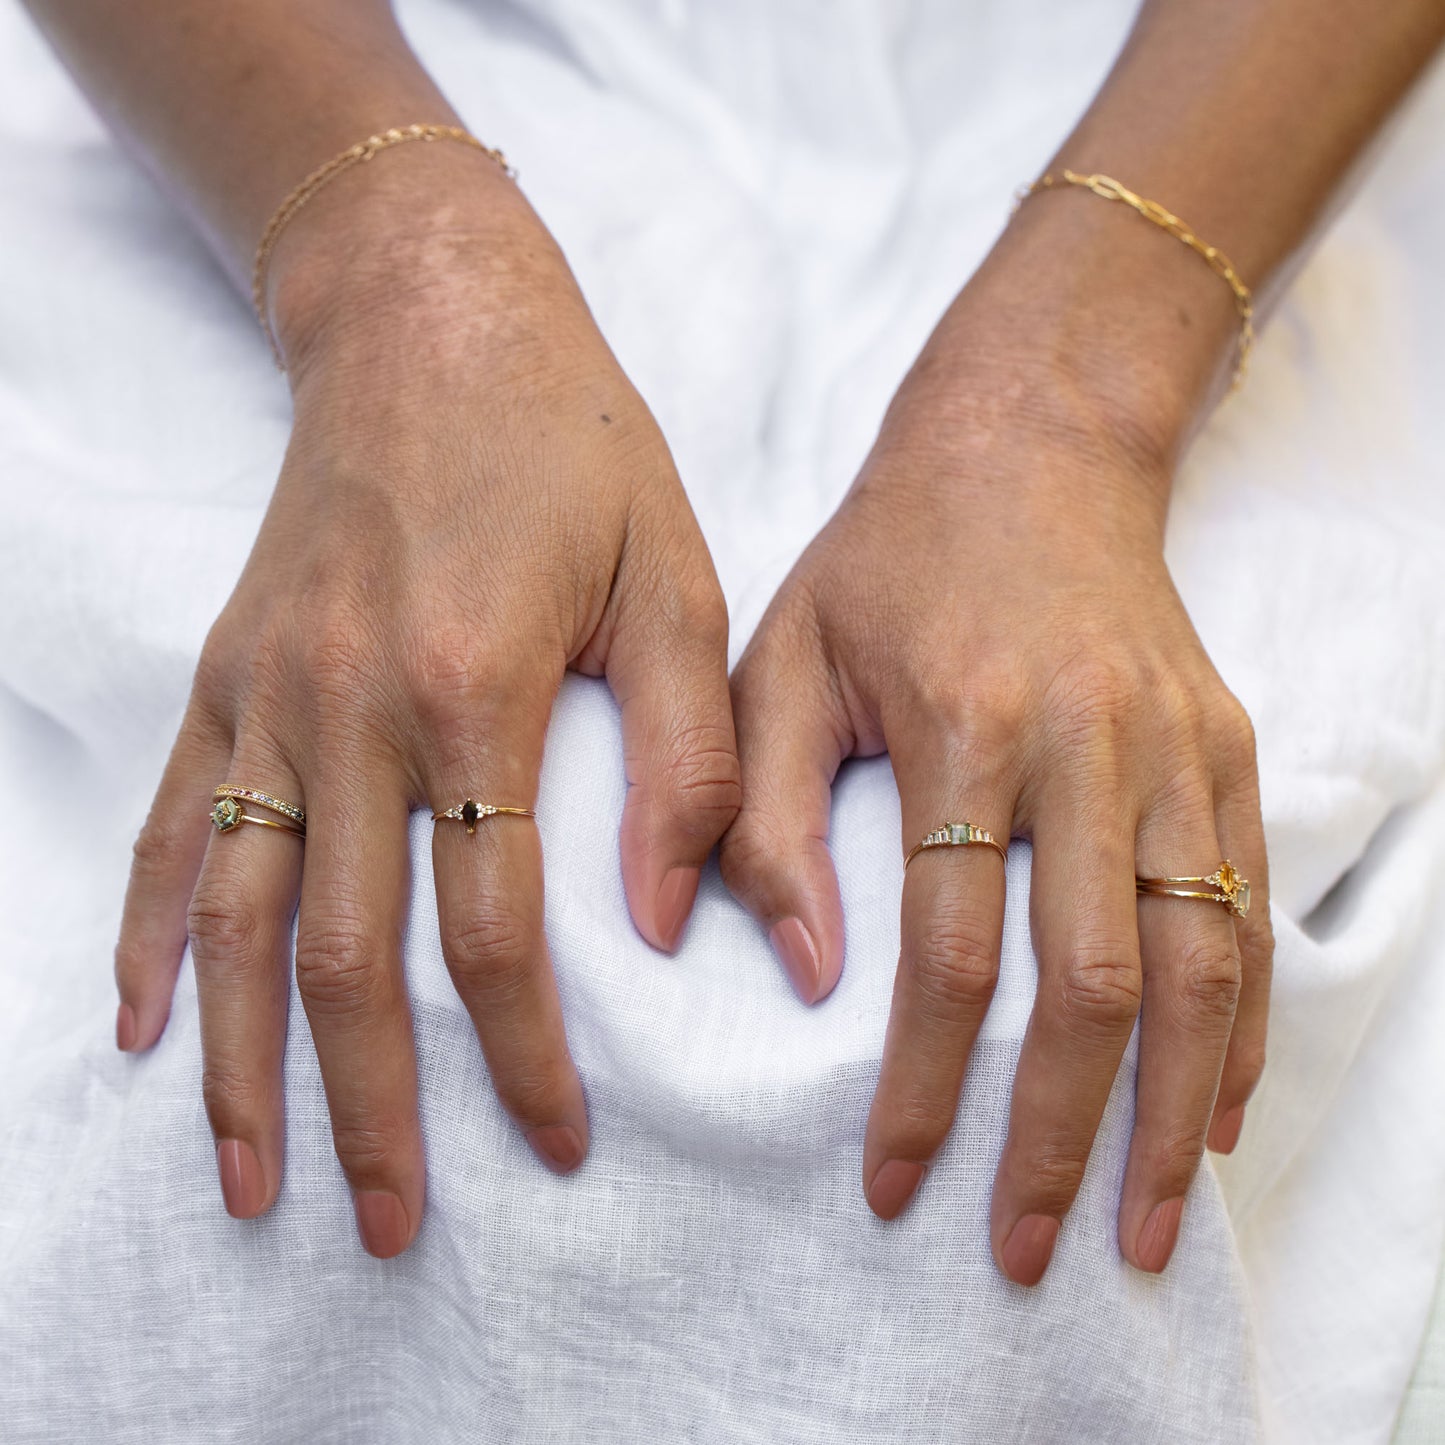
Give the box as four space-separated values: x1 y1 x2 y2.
187 736 306 1220
1122 780 1242 1272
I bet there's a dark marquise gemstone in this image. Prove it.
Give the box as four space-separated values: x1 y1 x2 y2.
461 799 480 830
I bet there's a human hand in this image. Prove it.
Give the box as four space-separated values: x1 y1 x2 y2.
112 149 740 1255
720 226 1272 1283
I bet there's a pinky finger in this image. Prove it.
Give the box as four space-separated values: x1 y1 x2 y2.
114 703 232 1052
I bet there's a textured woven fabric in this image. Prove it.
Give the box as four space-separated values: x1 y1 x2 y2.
1 3 1443 1441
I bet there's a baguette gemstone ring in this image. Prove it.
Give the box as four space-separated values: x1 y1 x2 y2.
904 820 1008 868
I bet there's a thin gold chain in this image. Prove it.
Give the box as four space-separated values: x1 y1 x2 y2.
1014 169 1255 393
251 123 514 369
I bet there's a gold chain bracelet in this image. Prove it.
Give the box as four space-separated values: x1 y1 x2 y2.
251 123 514 369
1013 169 1255 393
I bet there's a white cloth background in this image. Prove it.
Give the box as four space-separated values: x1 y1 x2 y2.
1 2 1443 1441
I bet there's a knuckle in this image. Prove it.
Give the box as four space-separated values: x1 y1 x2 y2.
1015 1140 1090 1214
445 908 535 1003
494 1066 573 1127
294 917 385 1014
186 889 264 966
717 809 795 897
1141 1126 1206 1189
909 910 1000 1015
200 1066 266 1130
908 674 1023 773
1174 940 1242 1020
1055 955 1143 1034
329 1118 413 1180
130 815 188 883
1047 657 1137 738
661 727 742 827
1229 1039 1268 1097
1212 695 1258 768
881 1094 958 1159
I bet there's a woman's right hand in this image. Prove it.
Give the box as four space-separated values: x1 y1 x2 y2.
111 145 741 1257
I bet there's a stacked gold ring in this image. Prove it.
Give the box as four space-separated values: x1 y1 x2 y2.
1136 860 1251 919
210 785 307 839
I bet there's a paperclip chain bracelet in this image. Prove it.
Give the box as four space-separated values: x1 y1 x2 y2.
1013 169 1255 393
251 123 515 369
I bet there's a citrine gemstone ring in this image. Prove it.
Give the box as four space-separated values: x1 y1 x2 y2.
210 784 307 839
1136 860 1251 919
904 820 1008 868
431 798 536 835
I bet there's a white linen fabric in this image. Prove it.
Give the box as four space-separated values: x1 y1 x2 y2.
1 2 1443 1441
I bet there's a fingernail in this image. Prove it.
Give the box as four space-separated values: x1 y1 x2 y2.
652 866 701 952
215 1138 268 1219
769 917 822 1004
528 1124 585 1175
1209 1104 1246 1154
353 1190 411 1259
866 1159 926 1220
1001 1214 1061 1286
1135 1196 1185 1273
115 1003 137 1052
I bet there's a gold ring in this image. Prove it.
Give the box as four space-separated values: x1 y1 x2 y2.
210 787 306 839
213 784 306 828
1136 860 1251 919
431 797 536 835
905 820 1008 868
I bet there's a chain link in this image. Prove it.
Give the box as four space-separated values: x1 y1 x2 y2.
1013 169 1254 393
251 123 514 370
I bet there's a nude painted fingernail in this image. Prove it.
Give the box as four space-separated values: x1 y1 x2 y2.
1135 1196 1185 1273
1001 1214 1061 1286
528 1124 585 1175
215 1138 267 1219
115 1003 137 1052
653 866 701 952
1209 1105 1246 1154
353 1190 411 1259
770 917 822 1004
866 1159 926 1220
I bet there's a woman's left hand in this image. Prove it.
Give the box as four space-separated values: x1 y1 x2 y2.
719 265 1274 1284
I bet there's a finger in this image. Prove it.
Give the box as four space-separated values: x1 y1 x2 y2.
1208 723 1272 1154
862 715 1013 1221
293 743 422 1260
1122 784 1241 1273
606 546 741 953
115 699 232 1052
988 785 1142 1286
187 735 304 1219
719 625 848 1005
422 671 589 1177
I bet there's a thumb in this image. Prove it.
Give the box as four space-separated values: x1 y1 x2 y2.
719 622 848 1005
606 556 741 954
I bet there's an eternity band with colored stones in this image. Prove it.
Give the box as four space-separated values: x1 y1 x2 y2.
431 798 537 835
904 821 1009 868
209 791 306 839
1135 860 1251 919
213 784 306 827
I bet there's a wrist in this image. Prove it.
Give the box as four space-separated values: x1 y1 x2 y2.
262 140 560 382
924 179 1247 476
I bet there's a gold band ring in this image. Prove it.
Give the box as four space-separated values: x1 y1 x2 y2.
210 790 306 839
431 797 536 835
1136 860 1251 919
905 820 1008 868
